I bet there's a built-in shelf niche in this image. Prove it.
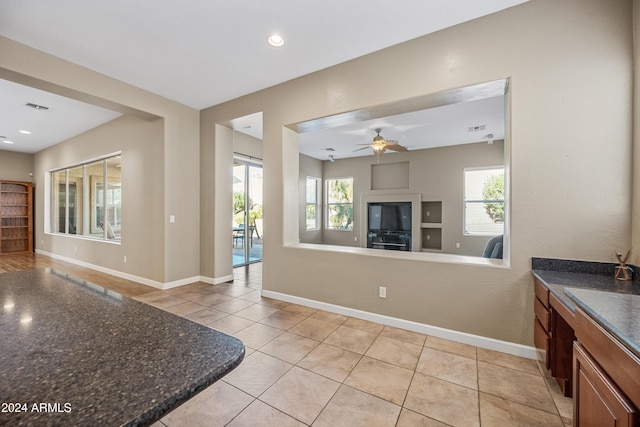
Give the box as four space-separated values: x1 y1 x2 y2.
421 228 442 251
421 201 442 224
360 196 444 252
420 201 442 251
361 193 421 252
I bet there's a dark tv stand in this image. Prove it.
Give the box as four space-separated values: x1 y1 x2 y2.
367 231 411 251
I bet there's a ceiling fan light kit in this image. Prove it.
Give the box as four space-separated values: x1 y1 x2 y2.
355 128 408 162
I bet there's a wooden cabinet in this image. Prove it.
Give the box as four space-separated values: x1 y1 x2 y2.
573 342 637 427
0 181 33 253
533 278 551 368
573 307 640 427
534 272 640 425
573 309 640 426
533 277 575 396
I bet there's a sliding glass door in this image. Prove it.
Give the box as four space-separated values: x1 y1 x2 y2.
232 159 263 266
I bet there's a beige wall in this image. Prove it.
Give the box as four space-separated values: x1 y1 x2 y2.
233 131 263 160
0 150 34 183
200 124 264 282
311 141 504 255
299 154 323 244
35 116 166 281
0 0 635 346
202 0 634 345
632 0 640 264
0 36 200 286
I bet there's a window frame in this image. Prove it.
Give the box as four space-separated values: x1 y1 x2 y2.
463 166 505 236
48 152 122 243
305 176 320 231
325 176 354 231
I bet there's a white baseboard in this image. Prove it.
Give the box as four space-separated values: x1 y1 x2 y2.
32 250 534 358
36 249 167 288
200 274 235 285
162 275 205 290
261 290 537 360
36 249 203 290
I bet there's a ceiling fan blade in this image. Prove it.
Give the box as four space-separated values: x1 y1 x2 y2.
352 146 372 152
385 143 408 152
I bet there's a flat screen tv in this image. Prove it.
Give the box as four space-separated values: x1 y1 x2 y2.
368 202 412 232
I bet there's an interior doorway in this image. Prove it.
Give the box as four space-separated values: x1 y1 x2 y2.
232 158 263 267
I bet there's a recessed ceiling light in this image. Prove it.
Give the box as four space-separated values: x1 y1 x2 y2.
19 130 31 134
3 140 15 144
267 34 285 47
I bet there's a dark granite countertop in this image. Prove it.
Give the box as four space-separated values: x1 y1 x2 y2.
0 269 245 427
531 257 640 361
531 269 640 312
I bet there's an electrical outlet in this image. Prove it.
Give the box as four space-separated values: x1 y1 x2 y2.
124 255 127 263
379 286 387 298
456 242 460 248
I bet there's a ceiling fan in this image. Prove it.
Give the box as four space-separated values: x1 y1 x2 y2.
354 128 408 159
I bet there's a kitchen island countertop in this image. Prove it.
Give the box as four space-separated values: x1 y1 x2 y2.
0 269 245 426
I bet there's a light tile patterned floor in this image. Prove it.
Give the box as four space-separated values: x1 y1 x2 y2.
144 263 573 427
1 255 573 426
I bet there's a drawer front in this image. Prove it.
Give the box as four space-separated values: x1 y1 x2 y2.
534 318 550 369
549 292 575 329
534 278 550 308
534 297 551 331
575 309 640 409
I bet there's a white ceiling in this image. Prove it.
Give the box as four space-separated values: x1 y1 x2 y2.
299 95 504 160
0 79 122 154
0 0 525 154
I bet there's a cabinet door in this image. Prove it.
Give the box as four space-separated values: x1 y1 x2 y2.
574 343 638 427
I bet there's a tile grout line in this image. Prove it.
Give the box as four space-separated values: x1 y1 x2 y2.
3 257 568 425
152 284 567 425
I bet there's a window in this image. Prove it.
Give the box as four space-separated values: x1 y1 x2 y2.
326 177 353 230
305 177 320 230
51 154 121 241
464 167 504 235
